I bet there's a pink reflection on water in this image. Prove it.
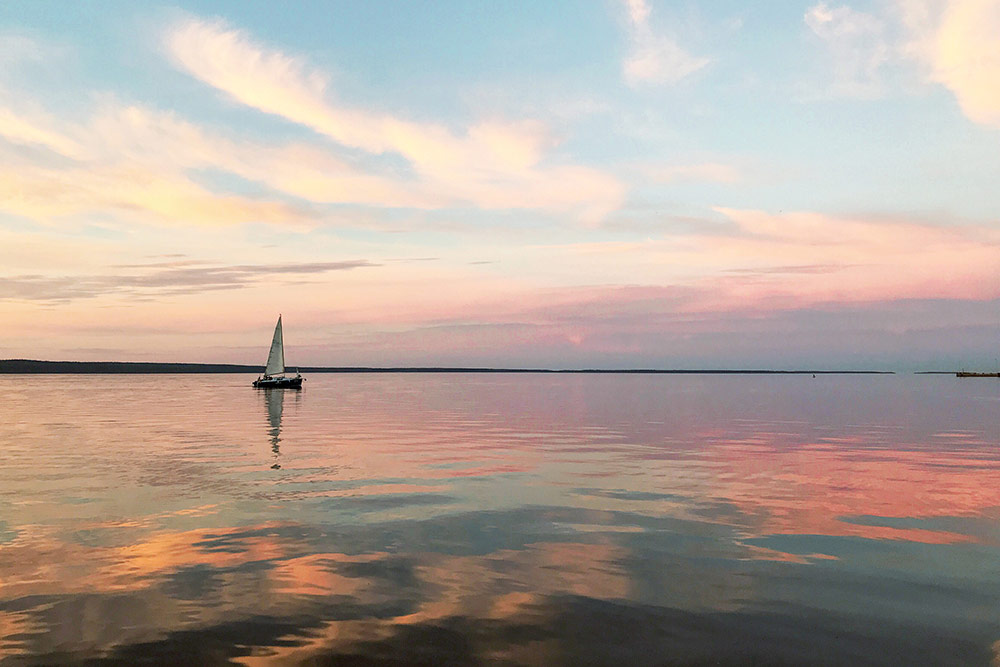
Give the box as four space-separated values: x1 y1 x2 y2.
699 434 1000 545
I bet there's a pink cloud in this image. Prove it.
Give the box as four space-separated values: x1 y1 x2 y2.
556 208 1000 307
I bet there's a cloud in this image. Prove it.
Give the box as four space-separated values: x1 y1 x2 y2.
620 0 709 86
903 0 1000 127
0 102 325 228
0 162 313 227
724 264 850 275
806 0 1000 125
0 260 376 303
0 103 84 158
553 208 1000 308
0 15 625 229
299 208 999 337
164 17 624 222
805 3 890 97
84 104 441 210
0 32 45 65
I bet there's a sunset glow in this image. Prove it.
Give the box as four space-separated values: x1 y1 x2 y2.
1 1 997 368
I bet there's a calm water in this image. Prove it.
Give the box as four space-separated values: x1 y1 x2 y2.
1 373 999 665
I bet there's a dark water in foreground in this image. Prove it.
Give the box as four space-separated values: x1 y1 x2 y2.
1 373 998 665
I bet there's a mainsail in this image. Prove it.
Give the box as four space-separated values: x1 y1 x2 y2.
263 315 285 376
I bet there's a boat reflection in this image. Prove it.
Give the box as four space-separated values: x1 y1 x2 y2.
261 387 299 469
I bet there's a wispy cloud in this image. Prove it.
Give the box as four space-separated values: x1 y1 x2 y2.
0 102 84 158
0 14 626 230
0 260 376 303
0 98 442 225
0 32 45 65
805 3 891 97
164 17 625 222
88 104 442 211
0 99 325 228
724 264 850 276
620 0 709 86
0 162 313 227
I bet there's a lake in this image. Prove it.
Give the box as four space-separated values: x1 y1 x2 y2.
1 373 998 665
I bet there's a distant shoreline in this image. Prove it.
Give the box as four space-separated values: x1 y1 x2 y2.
0 359 896 375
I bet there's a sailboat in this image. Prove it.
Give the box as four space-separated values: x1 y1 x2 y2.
252 315 304 388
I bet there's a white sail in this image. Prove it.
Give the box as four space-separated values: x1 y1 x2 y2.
263 316 285 376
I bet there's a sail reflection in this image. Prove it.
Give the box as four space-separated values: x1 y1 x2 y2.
261 387 299 469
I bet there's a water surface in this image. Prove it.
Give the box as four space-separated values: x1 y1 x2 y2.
1 373 998 665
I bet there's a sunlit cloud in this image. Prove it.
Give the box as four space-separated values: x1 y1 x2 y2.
0 162 311 227
85 104 441 210
0 18 624 230
900 0 1000 127
164 17 625 222
0 103 83 158
620 0 709 86
0 101 323 228
807 0 1000 124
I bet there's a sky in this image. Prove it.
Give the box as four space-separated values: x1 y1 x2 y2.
0 0 997 370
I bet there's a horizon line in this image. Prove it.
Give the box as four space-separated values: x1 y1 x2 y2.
0 359 901 374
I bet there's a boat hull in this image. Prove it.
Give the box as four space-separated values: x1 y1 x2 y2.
252 376 303 388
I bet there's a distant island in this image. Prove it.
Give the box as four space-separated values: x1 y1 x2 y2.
0 359 895 374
